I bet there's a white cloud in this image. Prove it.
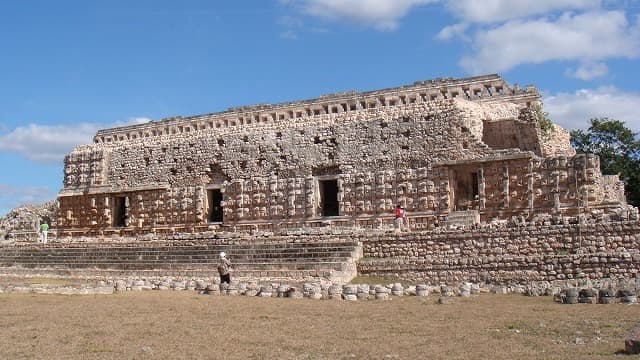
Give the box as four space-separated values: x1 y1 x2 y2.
282 0 436 30
282 0 637 77
543 86 640 132
444 0 600 24
0 184 56 216
436 22 469 41
459 11 640 74
0 117 151 164
565 61 609 80
0 118 153 214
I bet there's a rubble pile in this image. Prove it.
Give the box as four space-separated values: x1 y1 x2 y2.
0 201 57 240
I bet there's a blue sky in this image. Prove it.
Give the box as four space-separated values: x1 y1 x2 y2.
1 0 639 216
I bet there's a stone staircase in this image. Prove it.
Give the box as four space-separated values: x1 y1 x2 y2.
0 238 362 284
442 210 480 229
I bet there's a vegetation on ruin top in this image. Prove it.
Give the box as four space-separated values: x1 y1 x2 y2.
571 118 640 206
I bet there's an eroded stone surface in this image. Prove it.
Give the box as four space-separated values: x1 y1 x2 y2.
50 74 629 236
1 74 637 288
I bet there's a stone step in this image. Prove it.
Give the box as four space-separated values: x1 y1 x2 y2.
0 251 357 263
0 257 354 268
0 259 354 267
0 250 356 259
0 260 348 271
442 210 480 228
0 266 335 281
0 244 358 252
0 244 360 263
6 241 358 250
0 239 362 284
0 247 358 258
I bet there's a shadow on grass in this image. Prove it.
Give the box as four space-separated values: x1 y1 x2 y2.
614 349 634 356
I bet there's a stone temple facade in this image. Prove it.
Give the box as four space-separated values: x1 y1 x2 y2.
56 74 628 236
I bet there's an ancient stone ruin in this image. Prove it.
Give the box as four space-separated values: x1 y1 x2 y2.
0 202 56 242
1 74 639 287
55 74 631 236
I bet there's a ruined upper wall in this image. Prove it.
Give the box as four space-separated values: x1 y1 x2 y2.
539 124 576 158
92 74 540 145
61 74 568 197
64 100 512 194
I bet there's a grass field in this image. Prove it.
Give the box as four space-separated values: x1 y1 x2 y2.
1 290 639 359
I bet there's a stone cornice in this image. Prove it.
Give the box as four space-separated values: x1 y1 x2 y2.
93 74 539 144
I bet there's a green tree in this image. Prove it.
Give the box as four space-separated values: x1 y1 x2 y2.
571 118 640 207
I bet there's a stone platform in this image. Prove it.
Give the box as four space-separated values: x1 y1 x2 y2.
2 220 639 286
0 236 362 285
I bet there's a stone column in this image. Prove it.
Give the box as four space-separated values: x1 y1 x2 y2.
527 160 534 210
478 167 486 210
582 156 590 208
305 177 315 217
124 196 130 227
503 164 509 209
553 171 561 212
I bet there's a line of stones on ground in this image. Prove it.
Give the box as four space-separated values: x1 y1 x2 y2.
1 277 638 304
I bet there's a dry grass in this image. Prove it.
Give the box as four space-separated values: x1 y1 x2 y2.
0 276 86 287
0 291 638 359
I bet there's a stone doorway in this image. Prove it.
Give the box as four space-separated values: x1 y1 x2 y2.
319 179 339 217
450 168 479 211
113 196 127 227
207 189 224 223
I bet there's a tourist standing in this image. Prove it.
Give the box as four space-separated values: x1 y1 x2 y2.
394 205 405 231
39 221 49 244
402 206 408 231
217 252 232 285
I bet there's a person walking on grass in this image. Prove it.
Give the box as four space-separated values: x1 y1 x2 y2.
217 251 232 285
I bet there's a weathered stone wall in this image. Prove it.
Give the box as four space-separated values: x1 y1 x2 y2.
481 119 540 154
539 124 576 158
90 74 532 145
65 100 499 189
0 202 57 242
602 174 626 205
3 221 639 286
56 74 626 235
358 221 640 284
62 148 106 189
56 152 613 234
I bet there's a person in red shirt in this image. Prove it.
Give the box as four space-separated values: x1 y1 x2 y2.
394 205 406 231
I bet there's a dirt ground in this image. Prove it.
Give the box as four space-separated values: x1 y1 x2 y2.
0 290 638 359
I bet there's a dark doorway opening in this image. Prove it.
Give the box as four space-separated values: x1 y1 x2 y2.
113 196 126 227
319 179 339 216
452 169 480 211
207 189 224 222
471 172 479 199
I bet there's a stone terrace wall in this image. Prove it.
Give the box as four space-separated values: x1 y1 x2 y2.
0 235 362 284
357 221 640 284
3 221 639 286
